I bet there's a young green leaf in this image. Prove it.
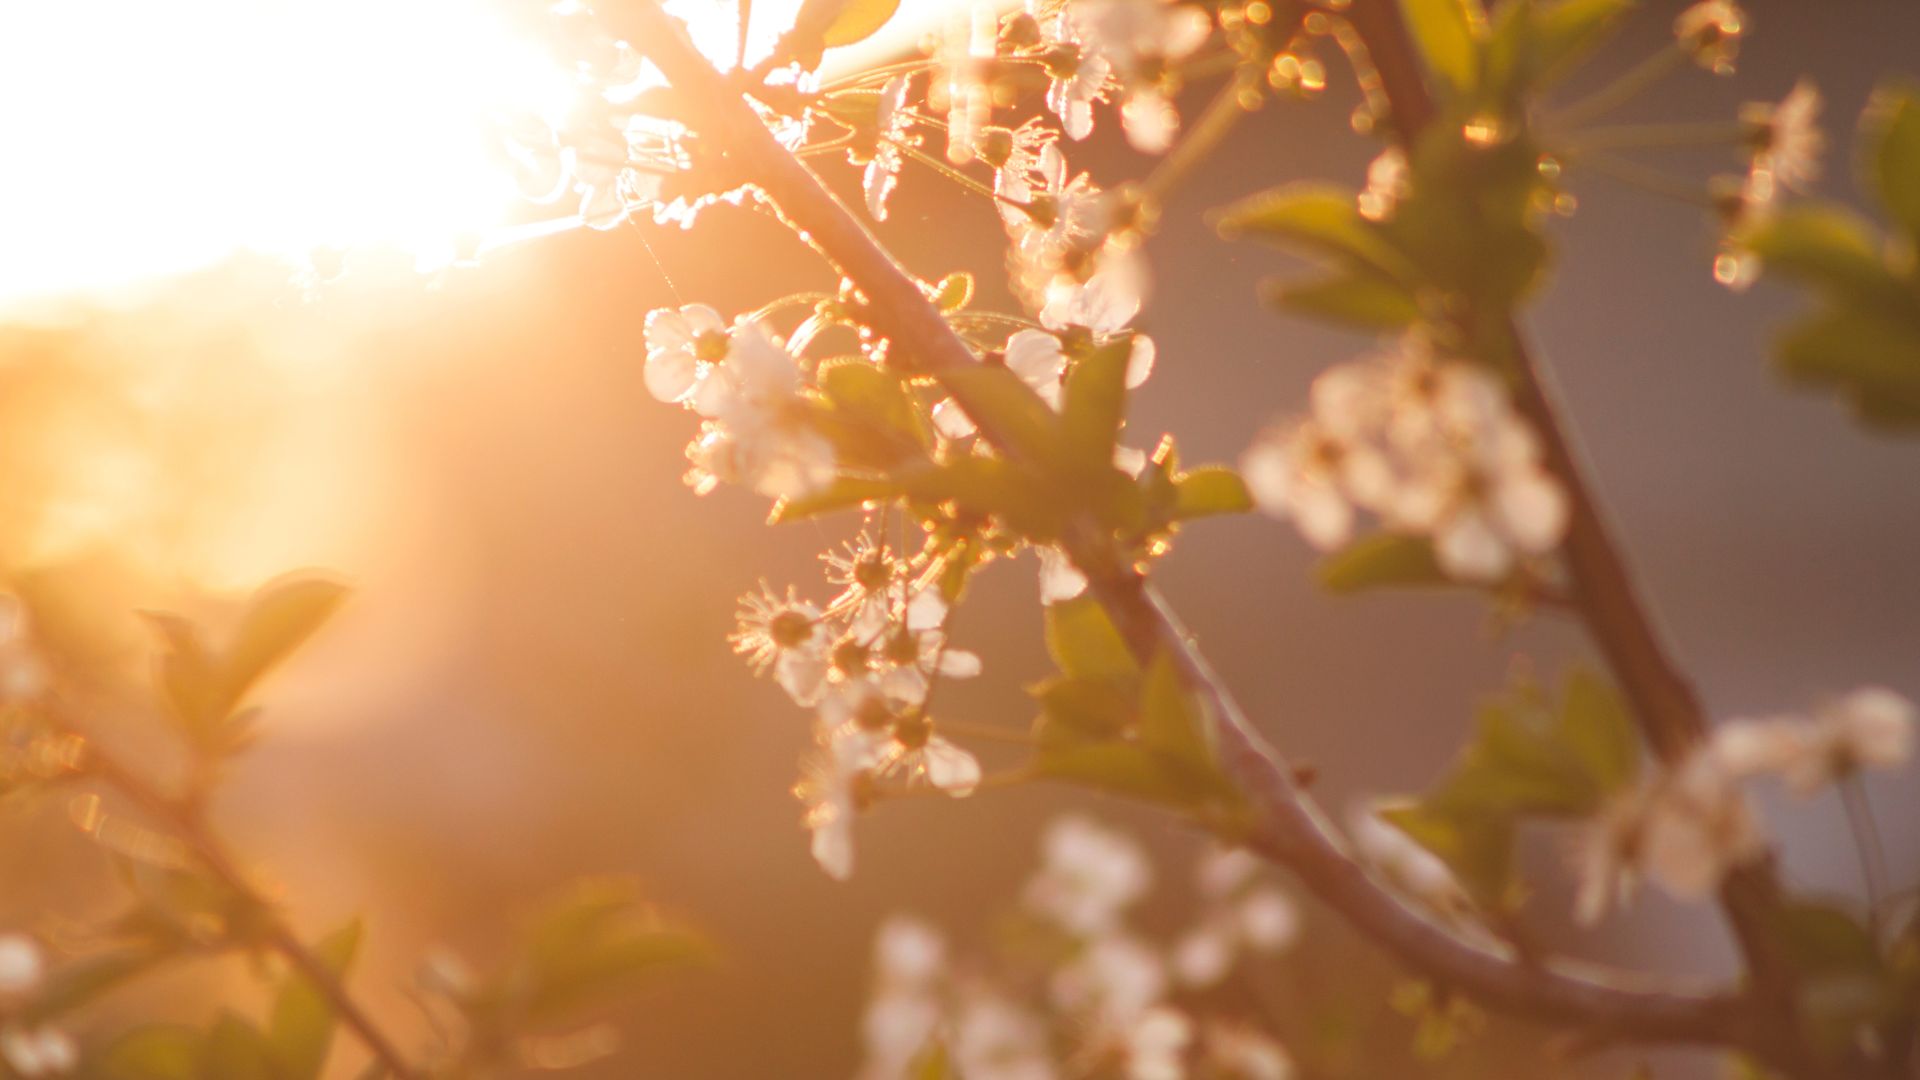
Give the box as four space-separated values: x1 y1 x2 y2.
938 363 1066 464
1527 0 1633 88
1059 339 1132 474
219 575 350 717
1261 271 1423 330
1315 534 1448 594
1170 466 1253 520
268 919 364 1080
1043 596 1138 681
1866 84 1920 240
101 1024 204 1080
1214 183 1420 282
1399 0 1483 96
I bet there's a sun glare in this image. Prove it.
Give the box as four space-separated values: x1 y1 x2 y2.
0 0 860 312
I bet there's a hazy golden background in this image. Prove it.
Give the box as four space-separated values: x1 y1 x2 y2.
2 1 1917 1076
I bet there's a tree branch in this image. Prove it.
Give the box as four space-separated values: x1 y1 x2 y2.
1335 1 1812 1072
614 0 1757 1053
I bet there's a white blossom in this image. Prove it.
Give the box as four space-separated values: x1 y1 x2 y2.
1640 749 1766 901
0 1027 76 1078
0 935 44 1000
1741 78 1823 195
795 726 880 880
1024 815 1152 937
1202 1023 1293 1080
1674 0 1745 74
952 994 1057 1080
1715 687 1914 796
864 76 916 221
1172 848 1298 988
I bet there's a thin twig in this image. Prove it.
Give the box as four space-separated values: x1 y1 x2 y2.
73 740 418 1078
1137 65 1266 211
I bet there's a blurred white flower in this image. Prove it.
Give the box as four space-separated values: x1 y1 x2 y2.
875 916 948 991
0 1026 76 1078
1674 0 1745 74
1172 848 1298 988
1202 1022 1293 1080
1025 816 1152 936
1347 805 1474 921
1741 78 1823 195
1042 19 1111 141
1640 749 1765 901
1570 790 1650 926
0 935 45 1000
795 726 880 880
1052 933 1166 1024
952 993 1057 1080
1715 687 1914 796
1357 148 1409 223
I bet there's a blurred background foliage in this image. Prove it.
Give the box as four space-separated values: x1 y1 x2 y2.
0 0 1917 1075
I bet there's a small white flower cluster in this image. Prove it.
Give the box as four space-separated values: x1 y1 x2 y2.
642 304 838 500
1018 0 1213 154
731 533 985 880
1674 0 1746 76
0 934 76 1078
858 817 1298 1080
1241 338 1569 582
1573 687 1912 925
1715 78 1824 290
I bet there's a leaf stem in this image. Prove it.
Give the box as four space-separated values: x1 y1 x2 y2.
1549 44 1689 130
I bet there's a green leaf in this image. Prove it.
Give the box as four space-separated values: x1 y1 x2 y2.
513 878 709 1026
1398 0 1482 95
768 477 894 523
1059 339 1132 474
818 359 932 462
1137 652 1218 776
1772 900 1881 978
1379 800 1513 905
141 612 224 743
1557 669 1640 796
102 1024 204 1080
1528 0 1633 88
1315 534 1447 594
1170 466 1252 520
1043 596 1138 681
1033 739 1197 805
1032 675 1134 739
822 0 901 47
1742 204 1913 314
898 456 1064 538
1214 183 1419 282
203 1013 277 1080
931 272 974 313
1866 84 1920 240
1776 304 1920 429
1261 271 1423 330
219 575 350 717
938 363 1064 463
269 920 363 1080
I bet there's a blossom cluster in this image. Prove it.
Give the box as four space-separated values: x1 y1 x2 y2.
1573 687 1914 925
725 530 987 879
860 816 1298 1080
1240 337 1569 583
0 935 76 1078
